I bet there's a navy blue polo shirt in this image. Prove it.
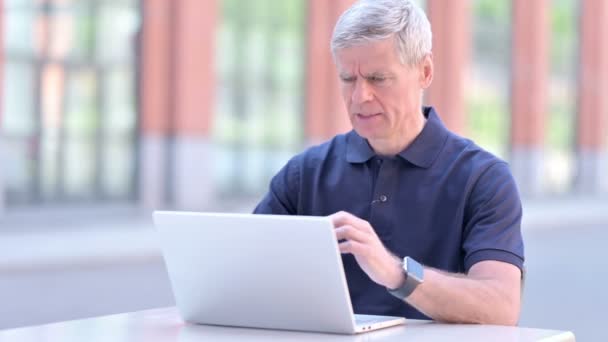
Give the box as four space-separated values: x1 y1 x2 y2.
254 107 525 320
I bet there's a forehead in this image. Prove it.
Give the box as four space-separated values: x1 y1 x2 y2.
334 38 403 74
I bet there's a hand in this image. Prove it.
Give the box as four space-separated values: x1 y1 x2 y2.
329 211 405 289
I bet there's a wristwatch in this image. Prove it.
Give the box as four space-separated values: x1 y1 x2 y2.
387 256 424 299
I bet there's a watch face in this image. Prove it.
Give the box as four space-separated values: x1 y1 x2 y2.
406 257 424 283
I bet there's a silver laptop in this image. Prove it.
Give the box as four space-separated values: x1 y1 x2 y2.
153 211 406 334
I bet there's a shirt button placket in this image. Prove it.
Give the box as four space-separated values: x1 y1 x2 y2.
370 159 396 240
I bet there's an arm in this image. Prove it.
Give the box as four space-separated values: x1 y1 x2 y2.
332 211 522 326
403 261 521 325
407 161 523 324
253 156 300 215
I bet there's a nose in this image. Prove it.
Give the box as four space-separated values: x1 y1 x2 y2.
351 79 374 104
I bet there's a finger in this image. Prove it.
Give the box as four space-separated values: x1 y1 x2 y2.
329 211 373 233
335 225 368 243
338 239 367 255
328 211 352 227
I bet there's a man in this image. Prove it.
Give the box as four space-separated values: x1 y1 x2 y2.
254 0 524 325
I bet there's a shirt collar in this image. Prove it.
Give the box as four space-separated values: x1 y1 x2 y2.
346 107 449 168
346 130 375 163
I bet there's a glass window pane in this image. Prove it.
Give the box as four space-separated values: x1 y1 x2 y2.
545 0 578 193
46 1 97 61
63 137 95 197
41 63 65 132
6 0 33 8
96 2 139 62
3 0 140 205
40 131 60 199
101 67 136 198
39 63 66 199
104 68 136 134
101 140 134 198
63 70 98 197
467 0 511 159
412 0 426 9
65 70 98 136
5 7 36 54
214 0 305 196
2 139 34 203
2 62 36 136
48 7 77 60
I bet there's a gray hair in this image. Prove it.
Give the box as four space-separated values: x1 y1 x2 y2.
331 0 433 66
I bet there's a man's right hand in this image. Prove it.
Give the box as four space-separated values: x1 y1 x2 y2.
329 211 405 289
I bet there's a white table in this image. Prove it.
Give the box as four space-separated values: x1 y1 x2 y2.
0 307 575 341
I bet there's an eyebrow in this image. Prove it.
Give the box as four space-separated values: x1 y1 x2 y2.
339 71 393 79
364 72 392 79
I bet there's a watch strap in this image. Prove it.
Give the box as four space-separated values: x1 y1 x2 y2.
387 257 424 299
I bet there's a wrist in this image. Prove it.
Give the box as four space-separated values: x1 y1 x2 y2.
386 257 407 290
386 256 425 300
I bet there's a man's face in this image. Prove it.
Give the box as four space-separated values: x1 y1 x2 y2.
335 38 431 144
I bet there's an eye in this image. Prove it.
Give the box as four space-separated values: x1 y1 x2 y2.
368 75 387 83
340 75 356 83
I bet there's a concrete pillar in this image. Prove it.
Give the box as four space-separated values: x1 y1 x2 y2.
171 0 217 210
575 0 608 194
426 0 471 135
305 0 354 144
140 0 217 211
510 0 550 197
140 0 173 211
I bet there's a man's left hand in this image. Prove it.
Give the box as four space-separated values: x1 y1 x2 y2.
330 211 404 289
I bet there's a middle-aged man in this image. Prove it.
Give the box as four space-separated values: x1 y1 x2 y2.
254 0 524 325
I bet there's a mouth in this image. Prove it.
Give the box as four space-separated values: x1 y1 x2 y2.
356 113 382 121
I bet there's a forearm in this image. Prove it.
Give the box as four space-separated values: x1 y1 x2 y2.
330 211 523 325
405 268 520 325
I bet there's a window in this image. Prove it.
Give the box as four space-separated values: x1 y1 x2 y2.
2 0 140 205
467 0 511 159
546 0 578 194
214 0 306 198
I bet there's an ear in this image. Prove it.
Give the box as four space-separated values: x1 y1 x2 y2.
419 54 434 89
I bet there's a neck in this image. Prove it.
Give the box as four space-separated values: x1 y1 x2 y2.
368 109 427 156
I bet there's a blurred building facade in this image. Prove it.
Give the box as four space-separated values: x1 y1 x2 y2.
0 0 606 215
1 0 139 210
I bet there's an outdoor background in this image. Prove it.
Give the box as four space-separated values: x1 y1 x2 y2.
1 0 607 340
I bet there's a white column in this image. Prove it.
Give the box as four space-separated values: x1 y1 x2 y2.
172 137 215 211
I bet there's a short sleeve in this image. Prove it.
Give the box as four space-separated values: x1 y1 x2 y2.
253 155 301 215
462 162 525 273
